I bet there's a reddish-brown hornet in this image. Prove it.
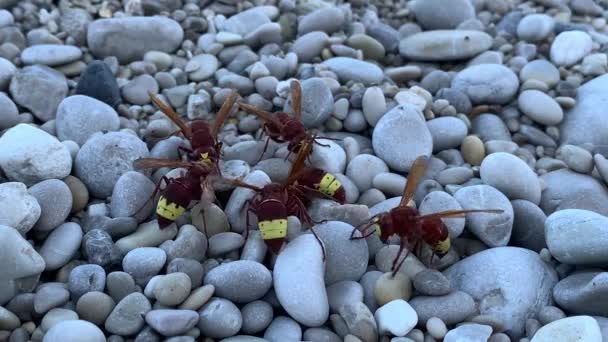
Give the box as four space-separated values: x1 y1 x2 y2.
148 90 238 174
133 91 238 229
238 79 337 161
231 140 345 257
350 155 504 276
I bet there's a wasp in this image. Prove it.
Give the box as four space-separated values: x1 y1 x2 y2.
148 90 238 173
133 90 238 229
238 79 338 162
350 155 505 276
230 140 345 257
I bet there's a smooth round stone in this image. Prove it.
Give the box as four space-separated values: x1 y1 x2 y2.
219 7 271 35
436 166 473 185
207 232 245 257
372 172 406 197
399 30 492 62
21 44 82 66
283 77 333 128
274 234 329 327
263 316 302 342
9 65 68 122
292 31 329 63
75 131 149 198
426 117 468 153
510 200 547 253
346 34 385 61
303 328 341 342
326 281 364 313
167 258 205 289
427 317 448 339
241 300 273 334
556 144 594 174
39 222 83 271
545 209 608 264
0 306 19 331
297 7 344 35
75 60 120 109
203 260 271 303
339 302 378 342
372 104 432 172
412 269 451 296
375 299 417 337
531 316 602 342
0 182 41 234
374 272 412 306
145 309 199 337
419 191 464 238
321 57 383 85
68 264 106 301
0 91 19 130
187 54 218 81
480 152 541 204
34 284 69 314
345 154 389 193
471 114 511 142
553 271 608 316
105 293 151 336
56 95 120 146
0 225 45 284
359 271 382 313
443 247 558 338
106 272 136 303
485 140 518 155
520 60 560 88
0 57 15 91
314 221 368 284
550 31 592 67
179 284 215 311
518 90 563 126
411 0 475 29
452 64 519 105
540 169 608 216
110 171 155 221
198 297 242 338
121 74 158 105
87 17 183 63
122 247 167 286
453 184 514 247
0 124 71 186
43 320 105 342
75 291 115 325
444 324 492 342
161 226 207 263
537 306 566 325
516 14 554 42
40 308 78 332
362 86 386 127
81 229 121 267
153 272 192 306
28 179 72 232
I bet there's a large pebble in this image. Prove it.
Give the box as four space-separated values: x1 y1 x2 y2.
204 260 272 303
0 225 45 281
0 92 18 130
453 185 514 247
145 309 199 337
412 269 451 296
161 226 207 262
315 221 368 285
308 139 347 174
298 7 344 35
28 179 72 232
372 104 432 172
327 281 363 313
444 323 492 342
75 132 149 198
426 117 468 153
518 90 563 126
409 291 476 326
75 60 121 108
0 182 41 234
553 271 608 316
110 171 155 221
104 292 151 336
187 54 218 81
21 44 82 66
9 65 67 122
241 300 273 334
87 17 183 63
153 272 192 306
292 31 328 63
122 247 167 286
56 95 120 146
340 302 378 342
520 60 560 88
121 74 158 105
443 247 558 339
545 209 608 264
346 154 389 193
540 169 608 216
550 31 592 67
68 264 106 301
399 30 492 62
0 58 15 91
39 222 82 271
374 299 417 337
531 316 602 342
115 220 178 254
43 319 106 342
0 124 71 186
198 297 242 338
480 152 541 204
452 64 519 104
283 77 333 127
264 316 302 342
510 200 547 252
75 291 115 325
471 114 511 142
219 8 271 36
274 234 329 327
321 57 383 85
411 0 475 29
517 14 554 42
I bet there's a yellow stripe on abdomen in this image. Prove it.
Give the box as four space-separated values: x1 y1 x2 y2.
319 173 342 197
156 196 186 221
434 237 451 255
258 219 288 240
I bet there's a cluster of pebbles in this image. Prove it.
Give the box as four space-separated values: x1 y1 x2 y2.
1 0 608 341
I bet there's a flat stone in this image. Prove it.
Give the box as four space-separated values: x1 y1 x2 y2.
399 30 492 62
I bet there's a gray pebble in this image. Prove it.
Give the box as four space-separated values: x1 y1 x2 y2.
327 280 364 313
110 171 156 221
198 297 243 338
518 90 563 126
9 65 67 122
34 284 69 314
208 232 245 257
452 64 519 105
540 169 608 216
510 199 547 253
106 271 137 303
400 30 492 62
283 77 333 127
480 152 541 204
76 291 115 325
292 31 329 63
298 7 345 35
519 60 560 88
553 271 608 316
412 0 476 30
145 309 199 337
427 117 468 153
121 74 159 105
204 260 272 303
39 222 82 271
68 264 106 301
419 191 464 238
346 154 389 193
436 166 473 185
82 229 122 267
241 300 273 334
516 14 554 42
21 44 82 66
412 269 451 296
264 316 302 342
556 144 594 174
471 114 511 142
56 95 120 146
322 57 384 85
0 92 19 130
28 179 72 232
105 292 152 336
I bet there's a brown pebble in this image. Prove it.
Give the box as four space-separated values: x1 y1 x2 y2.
461 135 485 166
63 175 89 214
